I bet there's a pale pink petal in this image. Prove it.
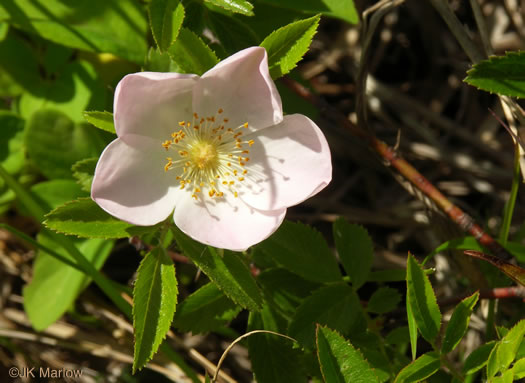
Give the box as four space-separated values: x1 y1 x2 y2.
239 114 332 211
173 193 286 251
193 47 282 132
91 137 183 226
114 72 198 146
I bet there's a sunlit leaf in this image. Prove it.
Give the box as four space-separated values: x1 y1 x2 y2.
316 326 379 383
149 0 185 52
394 352 440 383
406 253 441 344
173 228 263 311
133 248 177 372
0 0 148 63
83 111 115 134
465 52 525 99
44 198 158 239
167 28 219 75
204 0 253 16
261 15 320 79
441 292 479 354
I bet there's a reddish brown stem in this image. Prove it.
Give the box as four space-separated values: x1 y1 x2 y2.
438 287 525 307
281 77 513 261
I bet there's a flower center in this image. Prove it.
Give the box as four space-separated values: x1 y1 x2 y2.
162 109 254 200
190 140 218 170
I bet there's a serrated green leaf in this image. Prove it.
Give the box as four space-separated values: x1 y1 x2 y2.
256 0 358 24
463 341 497 375
206 10 259 54
25 109 107 179
510 357 525 379
406 253 441 344
72 157 98 193
394 352 440 383
149 0 185 52
248 307 306 383
333 218 374 289
289 283 366 349
441 291 479 354
316 326 379 383
24 235 113 330
258 268 319 321
491 369 514 383
173 228 262 311
133 248 177 372
497 320 525 372
83 111 115 134
465 52 525 99
173 282 241 333
167 28 219 75
497 326 510 339
30 180 86 213
260 15 320 79
204 0 253 15
386 326 410 346
367 287 401 314
256 221 341 283
0 0 148 63
19 60 105 123
487 342 501 378
358 345 391 383
44 198 158 239
406 298 418 360
144 47 180 72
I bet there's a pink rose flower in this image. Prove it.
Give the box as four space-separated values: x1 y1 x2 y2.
91 47 332 251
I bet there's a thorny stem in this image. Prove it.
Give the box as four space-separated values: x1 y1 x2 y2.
281 77 513 262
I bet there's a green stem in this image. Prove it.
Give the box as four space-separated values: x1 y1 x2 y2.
440 354 464 382
0 223 81 271
499 142 521 246
463 371 478 383
486 299 496 340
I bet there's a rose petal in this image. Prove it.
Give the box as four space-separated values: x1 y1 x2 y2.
114 72 198 146
239 114 332 211
193 47 282 132
91 137 182 225
173 192 286 251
